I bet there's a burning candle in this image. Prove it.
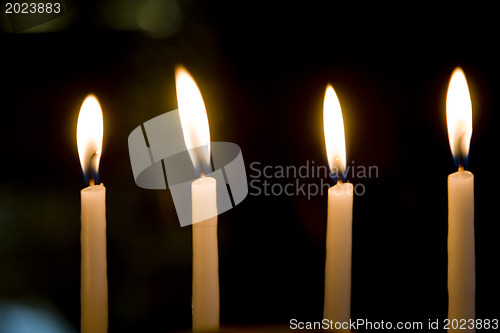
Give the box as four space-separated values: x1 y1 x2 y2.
446 67 475 332
76 94 108 333
175 66 219 331
322 84 353 328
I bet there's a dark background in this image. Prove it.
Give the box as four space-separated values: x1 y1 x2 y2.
0 1 499 332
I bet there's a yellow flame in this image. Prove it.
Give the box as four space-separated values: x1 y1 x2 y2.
446 67 473 160
77 94 103 177
175 66 211 172
323 84 346 173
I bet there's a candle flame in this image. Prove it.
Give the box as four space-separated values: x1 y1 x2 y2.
323 84 346 175
77 94 103 183
446 67 472 163
175 66 211 176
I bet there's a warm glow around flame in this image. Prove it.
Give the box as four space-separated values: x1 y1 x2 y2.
446 67 472 161
323 84 346 173
77 94 103 179
175 66 211 173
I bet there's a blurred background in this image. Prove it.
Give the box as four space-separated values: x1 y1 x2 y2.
1 1 499 332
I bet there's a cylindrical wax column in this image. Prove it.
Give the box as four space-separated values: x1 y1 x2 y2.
324 182 353 328
192 176 219 331
448 169 475 332
81 183 108 333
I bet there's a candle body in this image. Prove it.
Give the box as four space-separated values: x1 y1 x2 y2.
81 184 108 333
192 177 219 331
324 182 353 328
448 170 475 332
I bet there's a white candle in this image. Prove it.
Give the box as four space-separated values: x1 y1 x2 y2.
175 66 220 331
446 67 475 332
192 177 219 331
322 84 353 326
81 182 108 333
77 95 108 333
448 168 475 327
324 182 353 325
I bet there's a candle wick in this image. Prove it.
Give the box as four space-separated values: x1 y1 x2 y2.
89 178 95 186
458 164 464 172
337 179 343 185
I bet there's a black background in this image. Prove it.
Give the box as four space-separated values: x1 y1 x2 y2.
0 1 499 332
